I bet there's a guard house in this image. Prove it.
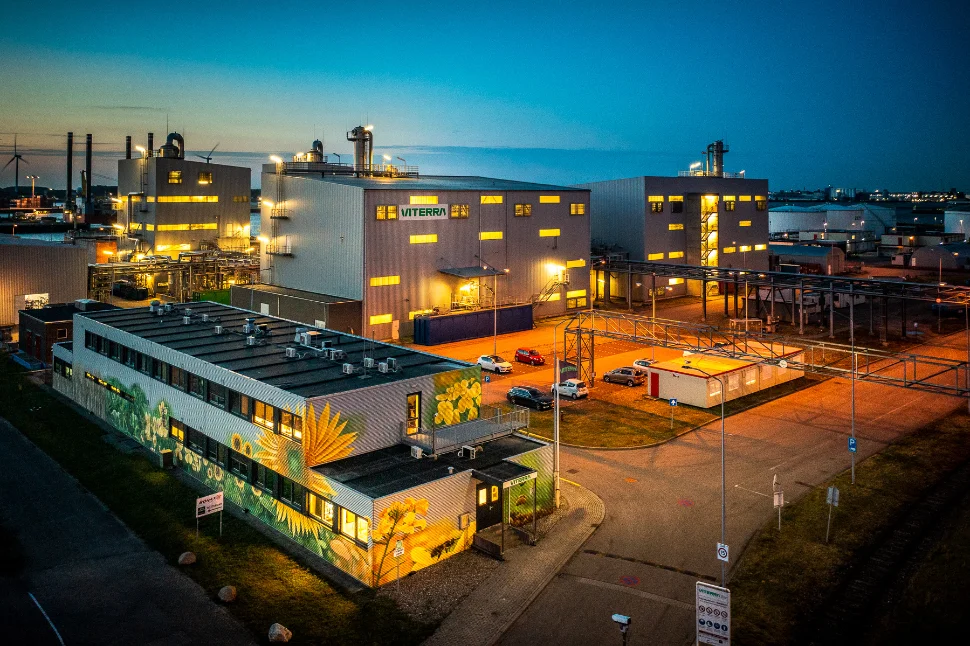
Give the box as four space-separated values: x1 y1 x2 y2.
52 301 552 586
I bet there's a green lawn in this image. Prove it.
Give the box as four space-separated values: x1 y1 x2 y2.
730 412 970 645
0 361 431 645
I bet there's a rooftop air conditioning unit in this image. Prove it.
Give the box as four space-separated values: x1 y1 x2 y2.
257 324 269 334
182 316 191 325
285 347 297 358
294 327 308 343
246 336 257 346
149 299 161 312
330 349 347 361
460 445 478 459
386 357 399 371
410 446 423 459
305 330 322 346
164 303 173 313
214 325 223 335
363 357 375 368
378 362 390 373
184 308 192 316
341 363 354 375
201 313 209 322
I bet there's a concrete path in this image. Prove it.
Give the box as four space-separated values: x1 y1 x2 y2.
0 417 256 646
423 481 604 646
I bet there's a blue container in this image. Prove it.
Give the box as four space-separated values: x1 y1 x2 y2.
414 304 533 345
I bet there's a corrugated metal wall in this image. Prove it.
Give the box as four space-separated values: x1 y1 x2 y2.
0 242 87 326
229 286 362 334
575 177 646 259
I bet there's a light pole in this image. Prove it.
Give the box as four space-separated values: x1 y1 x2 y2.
682 360 727 586
331 152 341 164
551 317 572 509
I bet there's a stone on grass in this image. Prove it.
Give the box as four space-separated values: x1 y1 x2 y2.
268 623 292 643
218 586 237 603
177 551 196 566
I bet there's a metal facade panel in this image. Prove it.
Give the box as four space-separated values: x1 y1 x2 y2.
0 242 87 326
261 174 365 302
229 286 362 334
575 177 646 260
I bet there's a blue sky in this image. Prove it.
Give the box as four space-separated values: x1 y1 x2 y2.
1 0 967 190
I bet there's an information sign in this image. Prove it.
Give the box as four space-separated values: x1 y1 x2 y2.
393 540 405 558
670 398 678 407
196 492 224 518
716 543 729 563
696 581 731 645
773 491 784 509
848 437 857 453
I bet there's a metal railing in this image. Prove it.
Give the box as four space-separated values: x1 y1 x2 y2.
677 170 746 178
266 243 292 256
403 403 530 454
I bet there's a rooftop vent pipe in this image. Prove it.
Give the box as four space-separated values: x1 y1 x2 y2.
147 133 154 157
159 132 185 159
125 135 132 160
346 125 374 172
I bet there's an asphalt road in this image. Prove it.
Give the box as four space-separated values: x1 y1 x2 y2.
494 329 969 645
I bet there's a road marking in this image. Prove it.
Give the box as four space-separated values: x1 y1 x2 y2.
561 477 582 487
28 592 66 646
582 549 718 582
568 574 694 610
734 484 770 498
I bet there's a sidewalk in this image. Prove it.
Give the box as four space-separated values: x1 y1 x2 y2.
423 480 604 646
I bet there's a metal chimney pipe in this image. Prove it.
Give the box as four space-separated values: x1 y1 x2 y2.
66 132 74 226
125 135 132 159
147 132 154 157
85 134 93 215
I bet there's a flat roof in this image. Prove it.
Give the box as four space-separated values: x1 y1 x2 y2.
313 434 543 498
231 283 358 304
79 302 471 398
292 174 588 193
20 302 119 323
652 346 802 377
0 234 74 247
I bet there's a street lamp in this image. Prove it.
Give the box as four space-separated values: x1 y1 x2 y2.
331 153 341 164
681 360 727 586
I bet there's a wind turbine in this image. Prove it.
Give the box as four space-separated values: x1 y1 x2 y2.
195 143 219 164
3 134 28 198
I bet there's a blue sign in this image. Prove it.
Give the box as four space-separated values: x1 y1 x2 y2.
670 398 678 407
484 375 491 384
848 437 857 453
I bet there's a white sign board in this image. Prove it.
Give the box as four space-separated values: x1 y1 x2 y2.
696 582 731 645
773 491 784 508
399 205 450 220
393 539 405 558
503 472 538 489
716 542 729 563
196 492 224 518
827 486 840 507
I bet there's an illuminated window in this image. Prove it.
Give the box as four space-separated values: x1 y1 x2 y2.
376 205 398 220
668 251 685 259
406 393 420 434
370 313 393 325
280 411 303 442
130 222 142 230
739 245 752 252
478 488 487 505
566 259 586 268
540 195 561 204
756 200 767 211
156 196 218 203
409 234 437 244
515 203 532 217
340 508 369 544
481 195 503 204
308 493 334 527
647 252 664 260
156 223 218 231
725 201 737 212
168 171 182 184
669 278 684 285
755 243 767 251
566 289 587 299
668 195 683 202
233 195 250 202
723 196 736 202
668 223 684 231
755 195 767 201
451 204 470 218
479 231 503 240
545 293 561 301
745 369 757 385
169 419 185 443
198 171 213 185
723 246 736 254
409 195 438 204
370 275 401 287
253 401 275 431
408 309 434 320
739 195 752 201
669 196 684 214
570 203 586 215
739 220 751 227
539 228 560 237
650 199 664 213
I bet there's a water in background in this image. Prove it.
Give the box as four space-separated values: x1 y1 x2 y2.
250 213 260 236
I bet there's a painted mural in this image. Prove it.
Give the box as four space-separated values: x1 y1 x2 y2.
507 449 555 527
429 368 482 427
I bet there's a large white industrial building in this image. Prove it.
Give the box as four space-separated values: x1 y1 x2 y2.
769 204 895 238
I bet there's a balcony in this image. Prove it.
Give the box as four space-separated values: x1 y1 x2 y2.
403 403 530 455
266 243 292 256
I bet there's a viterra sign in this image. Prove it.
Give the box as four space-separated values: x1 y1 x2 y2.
399 205 450 220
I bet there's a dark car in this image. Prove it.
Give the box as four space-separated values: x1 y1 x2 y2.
506 386 553 410
602 367 645 386
514 348 545 366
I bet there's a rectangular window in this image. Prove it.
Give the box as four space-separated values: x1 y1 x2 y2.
566 289 587 299
198 171 213 185
570 203 586 215
168 170 182 184
668 195 684 202
408 309 434 320
647 252 664 260
479 231 503 240
722 246 736 254
745 369 757 386
409 234 437 244
151 359 169 383
539 228 560 237
85 331 96 350
155 195 218 203
136 353 150 374
109 341 121 361
407 393 421 435
708 380 721 397
755 244 767 251
671 202 684 214
739 220 751 226
514 203 532 217
668 251 685 259
739 245 752 252
308 493 334 527
540 195 560 204
170 419 185 443
339 508 369 544
756 200 768 211
450 204 470 218
650 201 664 213
669 278 684 285
169 366 186 390
370 313 393 325
208 382 226 408
252 463 277 493
280 478 303 510
97 336 108 355
229 451 250 479
55 328 67 340
376 205 398 220
253 401 275 430
725 201 737 212
566 259 586 268
668 223 684 231
188 373 206 399
409 195 438 205
478 488 487 506
739 195 752 202
280 411 303 443
228 390 251 419
728 373 740 391
187 427 206 454
480 195 503 204
369 275 401 287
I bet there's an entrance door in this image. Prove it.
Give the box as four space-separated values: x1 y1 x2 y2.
650 372 660 398
476 482 503 530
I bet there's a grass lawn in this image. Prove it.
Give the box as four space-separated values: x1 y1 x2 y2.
522 375 825 448
729 412 970 645
0 360 431 645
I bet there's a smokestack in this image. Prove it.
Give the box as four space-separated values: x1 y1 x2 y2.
125 135 132 159
147 132 154 157
85 134 93 216
67 132 74 227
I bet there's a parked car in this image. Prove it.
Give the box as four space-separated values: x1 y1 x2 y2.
478 355 513 373
602 367 645 386
515 348 545 366
507 386 553 410
632 358 655 374
551 379 589 400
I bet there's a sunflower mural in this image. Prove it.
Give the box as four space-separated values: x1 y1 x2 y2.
430 368 482 427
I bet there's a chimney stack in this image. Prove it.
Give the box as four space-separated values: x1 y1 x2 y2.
125 135 131 159
147 132 154 157
66 132 73 220
85 134 93 215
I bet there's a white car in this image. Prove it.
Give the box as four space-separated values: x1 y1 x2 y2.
478 355 513 373
552 379 589 400
632 359 655 374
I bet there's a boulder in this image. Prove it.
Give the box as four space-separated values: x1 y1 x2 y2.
177 551 196 566
268 623 292 643
218 586 237 603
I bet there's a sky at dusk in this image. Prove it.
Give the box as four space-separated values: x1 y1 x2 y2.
1 0 967 191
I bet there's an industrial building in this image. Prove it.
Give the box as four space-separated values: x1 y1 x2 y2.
51 301 552 586
117 133 252 254
0 235 88 329
229 284 362 334
259 132 591 340
18 299 116 366
578 141 770 302
909 243 970 270
769 204 895 239
770 242 846 275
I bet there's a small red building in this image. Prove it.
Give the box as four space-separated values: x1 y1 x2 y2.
19 300 117 365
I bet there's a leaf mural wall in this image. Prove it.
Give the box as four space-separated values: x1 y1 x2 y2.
430 367 482 428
